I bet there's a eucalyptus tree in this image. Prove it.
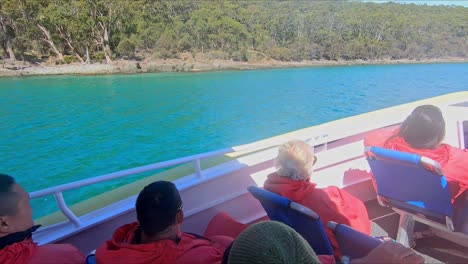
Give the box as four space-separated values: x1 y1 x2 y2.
0 0 16 60
0 0 467 63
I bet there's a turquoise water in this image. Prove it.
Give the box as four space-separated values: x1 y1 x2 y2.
1 63 467 219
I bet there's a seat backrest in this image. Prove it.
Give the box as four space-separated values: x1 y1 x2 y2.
328 221 381 259
366 146 453 219
248 186 334 255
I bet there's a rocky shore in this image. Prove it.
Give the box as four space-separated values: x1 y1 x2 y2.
1 57 467 78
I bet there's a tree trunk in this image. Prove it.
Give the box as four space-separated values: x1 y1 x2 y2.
2 44 7 58
66 40 84 63
75 53 84 63
61 29 84 63
85 46 90 64
6 39 15 61
37 24 64 60
102 27 112 63
0 13 15 61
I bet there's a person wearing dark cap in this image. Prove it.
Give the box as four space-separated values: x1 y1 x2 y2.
0 173 84 264
96 181 233 264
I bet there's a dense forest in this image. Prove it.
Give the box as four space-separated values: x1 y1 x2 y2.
0 0 467 64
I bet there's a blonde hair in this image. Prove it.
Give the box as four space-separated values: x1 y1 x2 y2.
275 140 315 181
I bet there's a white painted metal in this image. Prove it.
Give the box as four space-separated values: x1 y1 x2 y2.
194 159 202 178
54 192 81 227
30 148 237 199
396 212 415 248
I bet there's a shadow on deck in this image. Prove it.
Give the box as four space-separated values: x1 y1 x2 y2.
365 200 468 264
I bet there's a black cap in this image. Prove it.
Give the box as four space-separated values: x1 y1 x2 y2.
136 181 182 236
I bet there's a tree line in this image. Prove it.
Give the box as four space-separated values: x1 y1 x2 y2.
1 0 467 64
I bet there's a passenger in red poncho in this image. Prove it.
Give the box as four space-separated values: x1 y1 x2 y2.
96 181 232 264
263 140 371 257
364 105 468 233
0 174 84 264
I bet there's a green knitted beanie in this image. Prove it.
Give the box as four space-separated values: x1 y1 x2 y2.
227 221 321 264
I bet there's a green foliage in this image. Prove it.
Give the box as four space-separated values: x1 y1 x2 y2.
1 0 467 62
63 55 79 64
177 33 193 52
269 47 296 61
231 49 248 62
205 50 229 60
116 38 136 56
152 50 178 59
92 51 106 62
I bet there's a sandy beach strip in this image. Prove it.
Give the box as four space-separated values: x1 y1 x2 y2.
1 57 467 78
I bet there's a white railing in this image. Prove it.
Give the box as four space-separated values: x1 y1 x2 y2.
30 147 236 226
29 133 330 227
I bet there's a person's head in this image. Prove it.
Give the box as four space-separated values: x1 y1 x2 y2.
398 105 445 149
135 181 183 238
0 174 34 237
275 140 316 181
225 221 320 264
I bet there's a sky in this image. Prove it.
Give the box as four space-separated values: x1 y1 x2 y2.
363 0 468 7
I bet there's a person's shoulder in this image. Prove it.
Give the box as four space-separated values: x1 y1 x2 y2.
182 232 231 248
0 238 37 264
306 186 346 208
321 185 340 193
178 233 227 264
321 185 345 197
439 144 468 161
30 243 85 264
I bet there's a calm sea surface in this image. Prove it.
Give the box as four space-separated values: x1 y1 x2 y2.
1 63 467 218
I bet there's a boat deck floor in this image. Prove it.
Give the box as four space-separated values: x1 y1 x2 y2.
365 200 468 264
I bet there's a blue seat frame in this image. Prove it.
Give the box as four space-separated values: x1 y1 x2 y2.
86 254 96 264
366 146 458 246
248 186 334 255
328 221 381 259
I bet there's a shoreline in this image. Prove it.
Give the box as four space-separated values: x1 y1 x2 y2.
1 57 467 78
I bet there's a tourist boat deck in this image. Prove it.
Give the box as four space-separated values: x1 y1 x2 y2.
30 92 468 263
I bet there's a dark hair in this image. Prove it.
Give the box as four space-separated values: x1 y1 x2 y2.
0 173 20 216
136 181 182 236
394 105 445 149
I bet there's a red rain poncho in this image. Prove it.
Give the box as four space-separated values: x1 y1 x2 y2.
264 173 371 257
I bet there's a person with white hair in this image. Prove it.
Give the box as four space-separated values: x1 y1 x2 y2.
264 140 371 257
